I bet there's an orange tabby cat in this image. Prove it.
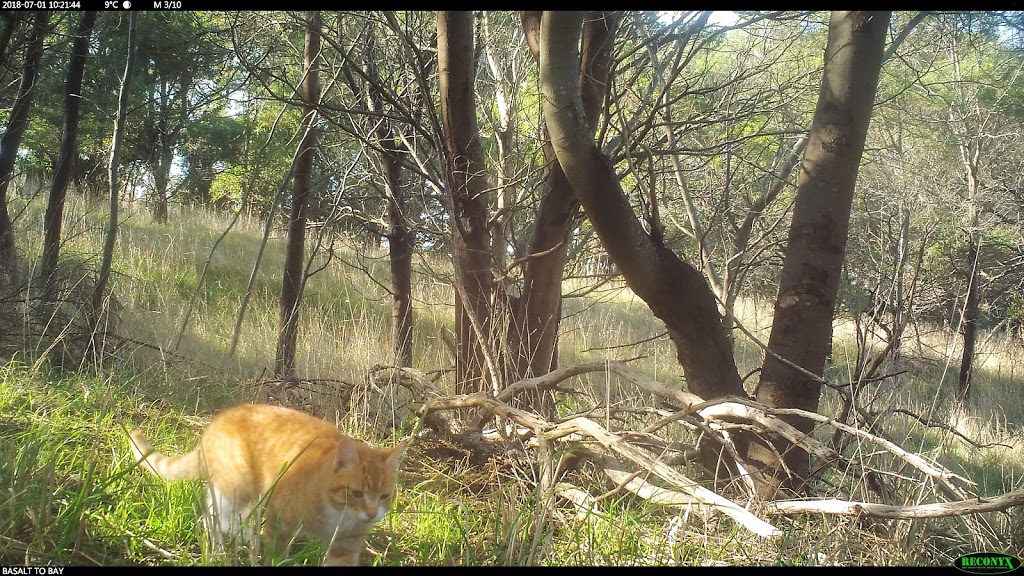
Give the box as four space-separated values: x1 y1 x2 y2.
129 403 406 566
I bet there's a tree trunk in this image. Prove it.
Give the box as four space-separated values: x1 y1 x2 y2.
958 239 979 404
366 59 414 369
385 156 414 368
957 140 982 404
540 10 745 405
722 137 808 334
437 11 493 395
507 11 619 416
749 11 890 497
40 11 97 288
150 73 192 225
0 13 19 66
275 10 320 378
151 82 172 224
94 12 137 322
541 11 749 481
0 11 49 298
482 12 516 397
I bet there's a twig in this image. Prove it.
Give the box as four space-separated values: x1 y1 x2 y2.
886 407 1011 449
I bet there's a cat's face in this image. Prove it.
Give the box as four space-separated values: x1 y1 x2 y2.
328 482 394 523
326 439 406 525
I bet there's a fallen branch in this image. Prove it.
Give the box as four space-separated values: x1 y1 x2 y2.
398 358 1022 548
550 416 781 538
418 391 780 539
766 487 1024 519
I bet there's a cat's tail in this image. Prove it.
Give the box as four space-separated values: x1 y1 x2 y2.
130 430 203 480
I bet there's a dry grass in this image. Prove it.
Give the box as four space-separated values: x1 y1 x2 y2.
2 197 1022 565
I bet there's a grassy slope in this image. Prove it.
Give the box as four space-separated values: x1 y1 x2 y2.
1 199 1021 565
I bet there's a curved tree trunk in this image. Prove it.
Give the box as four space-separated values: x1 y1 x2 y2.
540 11 745 406
749 11 890 497
540 11 747 481
275 10 320 378
40 11 97 289
0 11 49 298
507 11 620 416
437 11 493 395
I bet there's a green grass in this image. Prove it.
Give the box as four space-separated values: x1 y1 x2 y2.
0 197 1021 565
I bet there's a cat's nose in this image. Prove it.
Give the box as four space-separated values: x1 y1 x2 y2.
359 506 376 523
364 505 385 523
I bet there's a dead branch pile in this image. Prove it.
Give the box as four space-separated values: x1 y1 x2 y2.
296 359 1023 549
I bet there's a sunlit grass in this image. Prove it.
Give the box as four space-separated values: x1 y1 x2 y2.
0 196 1021 564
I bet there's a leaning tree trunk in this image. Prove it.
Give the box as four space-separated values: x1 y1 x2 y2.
94 11 138 322
749 11 890 498
506 11 620 417
40 11 97 290
275 10 320 378
437 11 493 395
540 10 745 407
0 11 49 298
540 12 747 481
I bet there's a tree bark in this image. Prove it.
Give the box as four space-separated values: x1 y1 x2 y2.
749 11 890 497
0 13 18 66
275 10 320 378
0 11 49 298
958 239 979 404
957 140 982 404
94 12 138 318
540 10 745 406
507 11 620 416
384 150 414 369
151 82 172 224
40 11 97 288
366 55 414 369
149 72 193 225
437 11 493 395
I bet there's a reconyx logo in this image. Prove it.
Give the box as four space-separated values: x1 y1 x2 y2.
954 553 1022 574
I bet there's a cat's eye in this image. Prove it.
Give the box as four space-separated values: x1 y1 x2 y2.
350 490 364 499
380 493 391 500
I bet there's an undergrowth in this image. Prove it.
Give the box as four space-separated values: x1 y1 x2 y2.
0 200 1021 565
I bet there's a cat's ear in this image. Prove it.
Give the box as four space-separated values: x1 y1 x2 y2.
333 439 359 471
386 439 408 473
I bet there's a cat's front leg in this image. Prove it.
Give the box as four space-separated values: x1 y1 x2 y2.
323 548 360 566
324 533 369 566
259 514 295 566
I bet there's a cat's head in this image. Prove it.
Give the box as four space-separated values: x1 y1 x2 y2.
326 438 407 524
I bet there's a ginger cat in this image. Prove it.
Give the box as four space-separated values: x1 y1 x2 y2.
129 403 407 566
